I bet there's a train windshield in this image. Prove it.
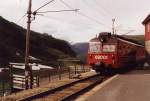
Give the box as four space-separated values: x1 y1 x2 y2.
102 45 116 52
89 42 101 53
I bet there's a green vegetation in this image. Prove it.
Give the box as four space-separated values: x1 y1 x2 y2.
0 16 76 67
0 82 10 90
122 35 144 44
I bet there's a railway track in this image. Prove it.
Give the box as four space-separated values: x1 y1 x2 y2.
18 74 108 101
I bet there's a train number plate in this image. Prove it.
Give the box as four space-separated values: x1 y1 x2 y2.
95 55 108 60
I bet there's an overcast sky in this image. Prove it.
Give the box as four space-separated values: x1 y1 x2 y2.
0 0 150 43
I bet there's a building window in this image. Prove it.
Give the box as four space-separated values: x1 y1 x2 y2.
148 23 150 33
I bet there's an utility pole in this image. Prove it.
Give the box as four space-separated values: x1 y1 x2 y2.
23 0 78 89
25 0 32 89
112 18 115 35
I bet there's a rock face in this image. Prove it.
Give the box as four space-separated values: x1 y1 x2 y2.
0 16 76 67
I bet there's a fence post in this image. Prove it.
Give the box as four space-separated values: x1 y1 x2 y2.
68 67 71 79
49 72 51 82
2 79 4 96
75 63 77 75
37 70 40 87
29 65 33 89
37 76 39 87
83 64 85 73
9 64 14 93
22 77 24 89
58 62 61 80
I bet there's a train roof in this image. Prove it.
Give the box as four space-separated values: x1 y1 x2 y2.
90 32 144 47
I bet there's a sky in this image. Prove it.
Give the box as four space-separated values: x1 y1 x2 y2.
0 0 150 43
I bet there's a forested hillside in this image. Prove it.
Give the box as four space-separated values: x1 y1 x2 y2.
0 16 76 67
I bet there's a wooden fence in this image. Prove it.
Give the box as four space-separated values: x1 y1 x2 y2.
0 64 90 97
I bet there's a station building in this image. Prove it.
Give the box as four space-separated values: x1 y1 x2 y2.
143 14 150 54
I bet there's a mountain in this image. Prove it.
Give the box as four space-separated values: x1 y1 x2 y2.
72 42 88 63
0 16 76 67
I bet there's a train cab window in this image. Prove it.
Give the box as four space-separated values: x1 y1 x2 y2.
102 45 116 52
89 42 101 53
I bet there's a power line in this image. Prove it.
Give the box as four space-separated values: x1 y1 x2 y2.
17 13 27 23
93 0 114 17
34 0 55 12
59 0 111 29
32 0 78 20
121 30 135 35
59 0 74 9
17 0 55 23
77 12 111 29
82 0 112 19
18 0 111 29
36 9 79 13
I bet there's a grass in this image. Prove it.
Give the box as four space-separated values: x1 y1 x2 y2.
0 81 11 96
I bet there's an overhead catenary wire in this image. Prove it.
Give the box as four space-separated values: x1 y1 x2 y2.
17 13 27 23
82 0 112 19
17 0 55 23
34 0 55 12
17 0 111 30
120 30 135 35
36 9 79 13
59 0 111 29
91 0 130 34
77 12 111 29
59 0 74 9
32 0 79 19
93 0 114 17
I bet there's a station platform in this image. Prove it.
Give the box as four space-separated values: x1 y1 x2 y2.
76 70 150 101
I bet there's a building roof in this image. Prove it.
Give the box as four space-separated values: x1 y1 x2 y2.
142 14 150 25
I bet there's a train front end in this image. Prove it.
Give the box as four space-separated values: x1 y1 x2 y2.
87 32 117 73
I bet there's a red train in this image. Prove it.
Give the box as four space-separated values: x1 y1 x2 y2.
87 32 145 74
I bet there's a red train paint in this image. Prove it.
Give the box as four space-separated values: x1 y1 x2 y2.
87 32 145 74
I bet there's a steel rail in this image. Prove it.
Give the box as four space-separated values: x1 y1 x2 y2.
18 74 101 101
60 77 104 101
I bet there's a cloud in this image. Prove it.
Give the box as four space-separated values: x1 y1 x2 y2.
0 0 149 42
